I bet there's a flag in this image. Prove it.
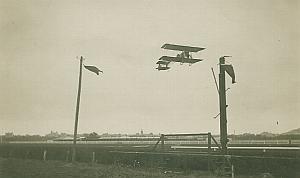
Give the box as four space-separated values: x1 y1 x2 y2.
83 65 103 75
224 64 236 84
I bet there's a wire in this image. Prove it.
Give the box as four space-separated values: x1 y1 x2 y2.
211 67 219 94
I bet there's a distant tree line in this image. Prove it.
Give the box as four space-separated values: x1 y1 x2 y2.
0 131 102 142
1 131 300 142
1 134 47 142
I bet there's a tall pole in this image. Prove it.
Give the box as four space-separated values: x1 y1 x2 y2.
72 56 83 162
219 57 228 154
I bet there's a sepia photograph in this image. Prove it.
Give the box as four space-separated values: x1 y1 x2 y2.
0 0 299 177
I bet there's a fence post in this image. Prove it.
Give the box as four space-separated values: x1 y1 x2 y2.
231 164 234 178
161 134 165 151
43 150 47 161
66 150 70 162
92 152 96 163
208 132 212 172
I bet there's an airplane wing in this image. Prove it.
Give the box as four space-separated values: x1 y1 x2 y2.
161 43 205 52
156 60 170 65
159 56 203 64
156 66 170 70
181 58 203 63
159 56 182 62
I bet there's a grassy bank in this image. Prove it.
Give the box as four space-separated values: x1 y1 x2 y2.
0 158 257 178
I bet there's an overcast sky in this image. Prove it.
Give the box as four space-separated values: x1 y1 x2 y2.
0 0 299 135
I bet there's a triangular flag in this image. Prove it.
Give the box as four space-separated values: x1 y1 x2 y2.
84 65 103 75
224 64 235 84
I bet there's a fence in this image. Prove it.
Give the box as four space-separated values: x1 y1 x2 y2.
0 143 299 177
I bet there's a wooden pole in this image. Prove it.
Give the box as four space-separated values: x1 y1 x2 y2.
208 132 212 172
66 150 70 162
72 56 83 162
231 164 235 178
92 152 96 163
43 150 47 161
219 57 228 154
161 134 165 151
208 132 212 153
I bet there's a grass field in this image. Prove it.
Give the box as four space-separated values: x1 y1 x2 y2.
1 143 300 177
0 158 260 178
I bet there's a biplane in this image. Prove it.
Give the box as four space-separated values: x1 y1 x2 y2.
156 43 205 70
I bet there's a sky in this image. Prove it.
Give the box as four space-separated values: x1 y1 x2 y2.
0 0 299 135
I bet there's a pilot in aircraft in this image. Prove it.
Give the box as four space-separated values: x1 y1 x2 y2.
177 51 191 59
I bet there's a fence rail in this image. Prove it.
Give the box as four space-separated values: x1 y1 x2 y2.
4 139 300 145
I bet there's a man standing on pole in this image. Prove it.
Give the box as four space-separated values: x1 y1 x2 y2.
72 56 103 162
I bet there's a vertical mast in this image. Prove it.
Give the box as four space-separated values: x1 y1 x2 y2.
72 56 83 162
219 57 228 154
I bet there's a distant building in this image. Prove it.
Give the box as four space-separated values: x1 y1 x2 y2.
5 132 14 137
45 131 60 138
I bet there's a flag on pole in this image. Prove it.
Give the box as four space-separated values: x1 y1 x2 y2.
224 64 236 84
83 65 103 75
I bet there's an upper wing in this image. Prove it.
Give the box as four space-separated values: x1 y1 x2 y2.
156 60 170 65
159 56 203 64
161 43 205 52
